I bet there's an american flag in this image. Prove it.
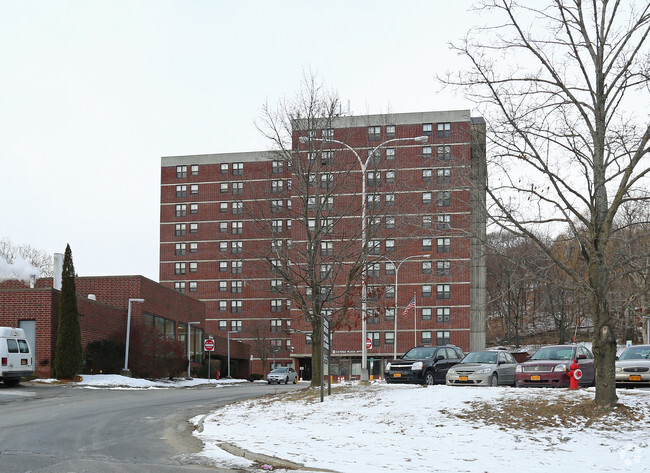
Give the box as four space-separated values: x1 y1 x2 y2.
401 295 416 316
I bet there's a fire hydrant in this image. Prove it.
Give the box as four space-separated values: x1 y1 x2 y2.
567 359 582 390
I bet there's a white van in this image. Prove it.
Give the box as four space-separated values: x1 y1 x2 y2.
0 327 34 386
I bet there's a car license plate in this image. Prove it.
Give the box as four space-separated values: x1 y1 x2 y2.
459 376 468 382
21 359 27 365
629 375 642 382
393 373 401 378
531 375 541 381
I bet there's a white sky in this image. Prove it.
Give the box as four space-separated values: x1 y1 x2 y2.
0 1 478 281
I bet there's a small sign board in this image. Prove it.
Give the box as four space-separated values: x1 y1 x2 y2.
204 339 215 352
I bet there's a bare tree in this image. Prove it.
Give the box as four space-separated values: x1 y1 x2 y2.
444 0 650 407
0 237 54 279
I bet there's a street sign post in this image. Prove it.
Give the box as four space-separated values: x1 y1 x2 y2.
204 338 214 382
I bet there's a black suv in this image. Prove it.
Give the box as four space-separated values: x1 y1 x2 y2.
385 345 464 385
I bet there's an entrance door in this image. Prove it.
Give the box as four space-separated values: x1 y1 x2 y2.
19 320 36 358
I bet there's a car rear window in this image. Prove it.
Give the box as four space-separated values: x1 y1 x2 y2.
7 339 19 353
18 339 29 353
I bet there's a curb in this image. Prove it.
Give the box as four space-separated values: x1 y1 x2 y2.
219 442 339 472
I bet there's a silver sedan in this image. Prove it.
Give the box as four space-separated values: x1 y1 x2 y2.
616 345 650 387
446 350 518 387
267 367 298 384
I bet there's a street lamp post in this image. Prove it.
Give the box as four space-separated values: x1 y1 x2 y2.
187 321 200 378
300 134 428 381
227 330 238 378
122 298 144 377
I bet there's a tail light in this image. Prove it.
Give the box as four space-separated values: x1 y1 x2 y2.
1 357 7 366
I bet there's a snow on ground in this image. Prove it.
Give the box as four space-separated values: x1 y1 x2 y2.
34 374 247 389
193 382 650 473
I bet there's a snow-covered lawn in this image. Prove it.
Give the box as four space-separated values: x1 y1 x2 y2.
34 374 247 389
194 382 650 473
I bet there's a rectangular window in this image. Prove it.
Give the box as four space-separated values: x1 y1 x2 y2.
437 168 451 184
271 200 283 213
322 128 334 140
437 145 451 161
190 184 198 195
422 238 432 251
231 280 242 293
271 279 283 293
231 320 242 332
232 221 243 234
220 163 229 174
232 182 243 195
437 284 451 299
175 224 186 236
231 300 242 313
368 331 380 347
385 170 396 183
175 243 186 256
220 202 228 213
321 150 334 166
385 194 395 207
321 196 333 211
385 307 395 321
231 261 242 274
437 238 451 253
367 194 380 209
437 260 451 276
423 123 433 135
174 262 186 275
190 203 198 214
175 185 187 198
367 171 380 187
272 180 283 193
422 308 432 320
191 165 199 176
305 334 312 345
189 281 197 292
385 262 395 275
272 220 283 233
220 183 229 193
320 263 333 279
219 222 228 233
232 201 243 214
437 122 451 138
219 301 227 311
369 240 381 255
219 261 228 272
176 165 187 178
219 281 227 292
175 204 186 217
232 162 243 175
437 331 451 345
385 285 395 299
437 214 451 230
271 319 282 333
368 126 381 140
437 191 451 207
174 282 185 293
385 148 395 160
385 239 395 253
422 331 432 344
385 216 395 229
321 241 333 256
422 261 432 274
422 192 433 204
231 241 243 254
219 242 228 252
367 263 380 278
386 125 396 138
422 284 432 298
422 169 433 182
385 332 395 345
189 223 198 234
189 262 198 273
219 320 227 331
423 215 432 228
437 307 451 323
272 160 283 174
271 299 283 313
189 242 198 253
321 173 334 189
422 146 432 159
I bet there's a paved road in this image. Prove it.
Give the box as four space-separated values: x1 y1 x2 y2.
0 381 304 473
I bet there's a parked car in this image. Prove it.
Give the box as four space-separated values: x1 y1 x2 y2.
515 344 595 387
0 327 34 387
267 367 298 384
384 345 464 385
446 350 518 387
616 344 650 387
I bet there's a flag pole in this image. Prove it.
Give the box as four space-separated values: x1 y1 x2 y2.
413 292 417 346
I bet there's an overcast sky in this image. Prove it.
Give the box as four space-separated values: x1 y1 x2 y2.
0 1 479 282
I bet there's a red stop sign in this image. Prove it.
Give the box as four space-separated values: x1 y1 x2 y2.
204 339 215 352
366 338 372 349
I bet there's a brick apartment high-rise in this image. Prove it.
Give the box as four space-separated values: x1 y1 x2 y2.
160 110 486 379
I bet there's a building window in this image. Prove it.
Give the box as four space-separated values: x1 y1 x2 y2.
321 173 334 189
271 200 283 213
322 128 334 140
271 279 283 292
385 170 396 183
438 168 451 184
423 215 432 228
437 191 451 207
219 241 228 252
174 263 186 275
422 146 432 159
232 221 243 234
385 285 395 299
231 280 242 293
422 261 432 274
386 125 396 138
367 194 380 209
385 308 395 321
422 192 433 204
385 148 395 160
422 308 432 320
369 240 381 255
175 185 187 197
231 261 242 274
219 261 228 272
422 284 432 298
231 241 243 254
272 160 284 174
190 203 198 214
219 281 227 292
437 145 451 161
437 331 451 345
175 224 186 236
437 122 451 138
190 184 198 195
220 183 228 193
176 165 187 178
232 201 243 214
423 123 433 136
321 150 334 166
367 263 380 278
189 242 198 253
232 162 243 175
437 238 451 253
385 216 395 229
220 202 228 213
271 259 282 271
175 243 186 256
368 126 381 140
271 299 283 313
422 169 433 182
271 319 282 333
191 165 199 176
386 239 395 253
385 194 395 207
321 196 334 211
422 238 432 251
437 214 451 230
189 223 198 234
189 281 197 292
189 262 198 273
219 301 227 311
321 241 333 256
219 222 228 233
272 220 283 233
437 261 451 277
367 171 380 187
422 331 432 344
368 331 380 347
437 307 450 323
231 320 242 332
231 301 242 313
232 182 243 195
385 332 395 345
320 264 333 279
219 320 227 331
174 282 185 293
437 284 451 299
272 180 283 193
385 262 395 275
175 204 186 217
305 334 312 345
220 163 229 174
